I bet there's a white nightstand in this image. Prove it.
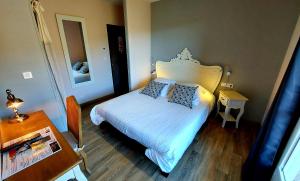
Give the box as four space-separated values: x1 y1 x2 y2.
217 90 248 128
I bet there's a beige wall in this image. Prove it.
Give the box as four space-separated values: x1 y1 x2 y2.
41 0 124 104
124 0 151 90
151 0 300 123
63 21 86 64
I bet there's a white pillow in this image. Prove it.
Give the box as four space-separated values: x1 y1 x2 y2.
154 77 176 97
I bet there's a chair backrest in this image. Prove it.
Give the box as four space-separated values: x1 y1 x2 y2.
66 96 83 148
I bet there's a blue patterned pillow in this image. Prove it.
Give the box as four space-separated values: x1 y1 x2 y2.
140 81 167 98
79 64 89 74
72 61 83 71
169 84 198 108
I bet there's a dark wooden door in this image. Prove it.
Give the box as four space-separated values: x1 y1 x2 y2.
107 24 129 96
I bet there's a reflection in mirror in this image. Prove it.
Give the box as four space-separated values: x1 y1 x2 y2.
63 20 90 84
56 15 92 86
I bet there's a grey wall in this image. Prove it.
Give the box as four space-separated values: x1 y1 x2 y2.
0 0 67 131
42 0 125 104
151 0 300 122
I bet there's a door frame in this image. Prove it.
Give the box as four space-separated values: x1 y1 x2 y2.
272 118 300 181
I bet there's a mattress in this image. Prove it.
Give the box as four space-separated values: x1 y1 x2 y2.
90 89 215 173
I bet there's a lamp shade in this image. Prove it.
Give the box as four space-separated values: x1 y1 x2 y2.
6 89 24 108
5 89 28 122
6 98 24 108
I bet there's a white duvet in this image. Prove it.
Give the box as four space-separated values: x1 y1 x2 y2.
90 88 215 173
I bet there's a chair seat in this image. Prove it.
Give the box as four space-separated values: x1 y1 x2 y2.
62 131 78 150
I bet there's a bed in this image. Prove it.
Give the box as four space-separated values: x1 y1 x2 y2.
72 62 90 83
90 48 223 173
72 69 90 83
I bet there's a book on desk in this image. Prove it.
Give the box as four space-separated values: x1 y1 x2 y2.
0 111 83 181
1 126 61 179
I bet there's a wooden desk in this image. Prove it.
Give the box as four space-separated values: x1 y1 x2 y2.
0 111 81 181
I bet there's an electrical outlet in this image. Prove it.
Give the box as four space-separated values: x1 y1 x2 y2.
221 82 234 88
221 82 227 87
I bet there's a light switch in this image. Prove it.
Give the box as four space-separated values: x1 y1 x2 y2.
22 72 33 79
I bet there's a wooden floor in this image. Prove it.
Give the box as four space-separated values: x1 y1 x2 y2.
80 102 258 181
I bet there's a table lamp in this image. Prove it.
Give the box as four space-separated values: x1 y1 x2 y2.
6 89 29 122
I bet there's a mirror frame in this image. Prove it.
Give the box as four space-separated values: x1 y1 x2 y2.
56 14 94 88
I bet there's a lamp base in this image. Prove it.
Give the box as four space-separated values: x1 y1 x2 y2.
15 114 29 122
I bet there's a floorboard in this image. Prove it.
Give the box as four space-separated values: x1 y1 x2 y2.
80 102 259 181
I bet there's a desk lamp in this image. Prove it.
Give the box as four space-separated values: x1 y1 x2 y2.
6 89 28 122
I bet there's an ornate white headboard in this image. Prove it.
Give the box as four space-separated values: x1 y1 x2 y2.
156 48 223 93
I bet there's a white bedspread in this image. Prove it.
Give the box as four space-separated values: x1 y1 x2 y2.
90 89 215 173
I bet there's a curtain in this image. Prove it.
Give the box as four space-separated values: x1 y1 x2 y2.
31 0 67 130
31 0 52 44
242 41 300 181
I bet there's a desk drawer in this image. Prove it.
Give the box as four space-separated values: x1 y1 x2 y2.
227 100 244 108
219 94 228 105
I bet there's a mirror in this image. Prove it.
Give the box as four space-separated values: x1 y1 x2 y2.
56 15 93 86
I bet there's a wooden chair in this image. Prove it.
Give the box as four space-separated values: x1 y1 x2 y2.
62 96 91 174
